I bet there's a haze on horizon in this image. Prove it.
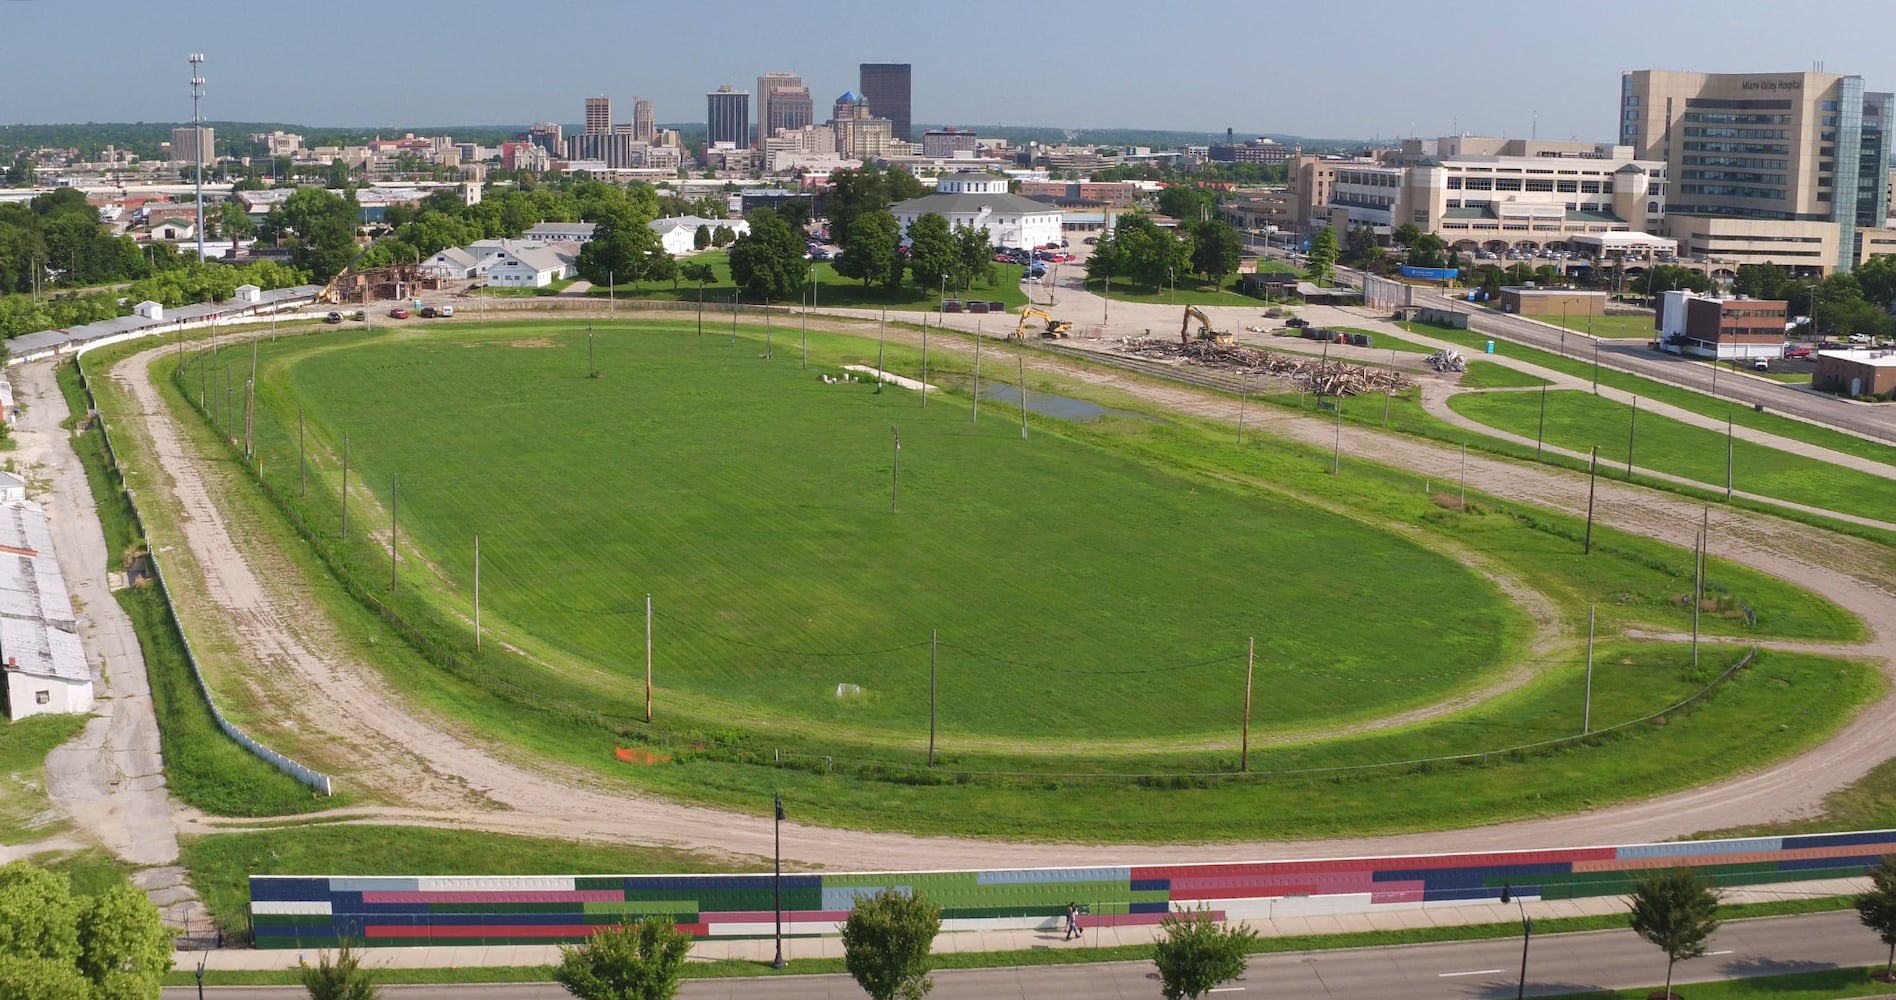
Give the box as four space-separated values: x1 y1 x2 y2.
1 0 1886 143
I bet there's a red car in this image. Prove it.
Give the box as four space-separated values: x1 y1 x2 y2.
1783 344 1812 359
388 307 410 319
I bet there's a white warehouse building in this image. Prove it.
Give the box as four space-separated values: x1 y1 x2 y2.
891 172 1062 249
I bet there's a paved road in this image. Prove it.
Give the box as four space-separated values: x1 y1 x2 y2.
167 911 1888 999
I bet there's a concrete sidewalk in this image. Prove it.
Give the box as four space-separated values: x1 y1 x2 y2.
177 877 1865 972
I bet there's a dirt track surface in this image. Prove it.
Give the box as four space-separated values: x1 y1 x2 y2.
105 315 1896 868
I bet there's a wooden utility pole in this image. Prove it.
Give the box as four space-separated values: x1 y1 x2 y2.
921 324 928 409
876 311 886 393
390 473 399 593
928 629 938 766
341 433 349 540
890 426 900 512
1725 414 1734 501
1627 397 1638 475
765 304 772 359
972 333 981 423
1018 356 1028 440
587 323 595 378
298 404 306 497
474 534 481 652
1583 606 1596 733
1535 383 1548 458
1241 638 1254 772
645 593 653 723
1238 375 1247 444
1331 403 1342 474
731 295 738 347
1459 443 1466 507
1584 446 1598 554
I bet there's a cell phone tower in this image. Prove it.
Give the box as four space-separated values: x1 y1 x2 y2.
189 53 206 264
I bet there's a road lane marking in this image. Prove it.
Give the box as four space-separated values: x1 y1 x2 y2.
1709 950 1734 956
1438 969 1504 978
1208 989 1246 994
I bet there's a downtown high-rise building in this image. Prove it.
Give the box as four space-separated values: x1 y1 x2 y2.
632 97 655 143
707 86 751 147
859 63 912 142
757 72 807 146
584 96 612 135
1622 69 1894 272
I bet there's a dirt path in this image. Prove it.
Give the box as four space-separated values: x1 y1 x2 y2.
12 363 181 868
98 319 1896 868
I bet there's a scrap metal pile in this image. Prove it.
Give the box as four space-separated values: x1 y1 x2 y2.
1115 337 1414 397
1428 350 1468 373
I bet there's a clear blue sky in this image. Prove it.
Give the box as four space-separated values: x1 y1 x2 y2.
2 0 1887 141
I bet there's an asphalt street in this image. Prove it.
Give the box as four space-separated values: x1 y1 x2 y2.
170 910 1889 999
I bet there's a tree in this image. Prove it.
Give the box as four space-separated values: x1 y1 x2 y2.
0 861 171 999
1642 264 1711 296
841 888 941 1000
692 224 710 251
905 213 955 295
726 209 807 302
825 165 892 250
836 209 904 289
712 225 734 247
679 260 717 300
1189 218 1243 290
1305 225 1339 284
1157 184 1217 224
576 205 667 289
272 187 359 280
76 883 171 994
1152 904 1257 1000
4 156 37 188
1855 857 1896 981
220 200 256 240
298 936 379 1000
1409 232 1449 269
555 918 691 1000
1852 253 1896 311
951 223 994 294
1628 868 1721 1000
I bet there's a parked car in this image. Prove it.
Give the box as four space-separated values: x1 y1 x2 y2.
351 311 366 322
439 305 454 317
1083 237 1099 245
1753 358 1770 371
325 311 343 324
1784 344 1812 359
389 307 410 319
419 306 438 318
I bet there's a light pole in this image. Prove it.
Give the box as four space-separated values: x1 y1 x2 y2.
1498 884 1531 1000
772 794 785 969
188 53 207 265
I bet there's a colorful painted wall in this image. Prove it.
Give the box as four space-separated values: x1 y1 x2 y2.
249 828 1896 948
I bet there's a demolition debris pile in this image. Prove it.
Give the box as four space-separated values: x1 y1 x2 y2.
1114 337 1415 397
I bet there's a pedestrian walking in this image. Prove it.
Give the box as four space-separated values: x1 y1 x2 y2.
1064 901 1080 940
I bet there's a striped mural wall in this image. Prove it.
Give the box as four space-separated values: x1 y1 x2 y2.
249 828 1896 948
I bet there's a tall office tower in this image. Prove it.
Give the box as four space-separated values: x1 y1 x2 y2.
170 125 215 163
859 63 912 142
757 72 803 146
833 91 864 123
585 96 612 135
632 98 656 143
1622 70 1894 272
707 86 751 148
766 86 814 140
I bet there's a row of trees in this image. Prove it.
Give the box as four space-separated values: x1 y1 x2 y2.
1088 211 1244 292
0 187 154 294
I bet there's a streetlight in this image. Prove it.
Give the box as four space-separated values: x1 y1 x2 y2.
1498 884 1531 1000
772 794 786 969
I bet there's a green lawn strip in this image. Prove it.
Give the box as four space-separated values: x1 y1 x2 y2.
0 714 87 843
163 898 1856 987
1527 310 1660 341
588 250 1035 311
180 826 749 941
1540 968 1896 999
1400 320 1896 469
1460 361 1552 389
29 846 135 896
1448 389 1896 525
60 361 340 817
1088 274 1261 306
482 277 575 298
95 322 1874 840
1326 326 1440 355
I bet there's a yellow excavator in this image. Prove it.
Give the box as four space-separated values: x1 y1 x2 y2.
1180 305 1232 345
1012 307 1073 340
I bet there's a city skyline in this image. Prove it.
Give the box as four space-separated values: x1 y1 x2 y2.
2 0 1892 143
